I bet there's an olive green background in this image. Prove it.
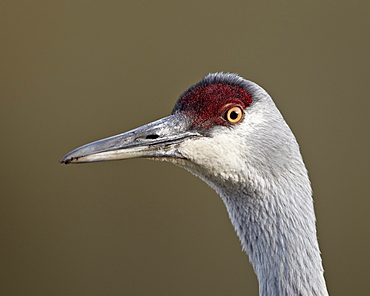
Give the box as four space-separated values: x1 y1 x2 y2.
1 1 369 295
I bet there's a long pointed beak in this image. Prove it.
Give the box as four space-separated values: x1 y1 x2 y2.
61 114 200 164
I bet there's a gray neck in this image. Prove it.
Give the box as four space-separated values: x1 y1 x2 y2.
215 175 329 296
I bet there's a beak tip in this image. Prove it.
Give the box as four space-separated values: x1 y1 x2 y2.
60 155 77 165
59 159 69 165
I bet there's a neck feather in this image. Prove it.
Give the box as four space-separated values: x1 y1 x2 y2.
215 170 329 296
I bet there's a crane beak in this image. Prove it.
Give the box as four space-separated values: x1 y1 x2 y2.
61 114 200 164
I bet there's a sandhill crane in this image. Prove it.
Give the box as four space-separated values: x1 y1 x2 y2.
61 73 329 295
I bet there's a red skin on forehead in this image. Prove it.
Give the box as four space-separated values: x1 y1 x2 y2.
173 83 253 129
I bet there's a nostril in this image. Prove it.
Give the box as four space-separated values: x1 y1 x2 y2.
144 134 159 140
137 134 159 140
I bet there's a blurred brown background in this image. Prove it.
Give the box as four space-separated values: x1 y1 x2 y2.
1 1 369 295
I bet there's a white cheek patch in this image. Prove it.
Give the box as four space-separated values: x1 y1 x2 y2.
178 129 246 183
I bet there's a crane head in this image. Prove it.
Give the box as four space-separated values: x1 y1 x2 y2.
61 73 295 187
61 73 326 295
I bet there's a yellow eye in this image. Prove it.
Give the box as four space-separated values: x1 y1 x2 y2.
225 106 243 123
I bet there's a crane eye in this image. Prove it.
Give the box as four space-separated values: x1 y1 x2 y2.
224 106 243 124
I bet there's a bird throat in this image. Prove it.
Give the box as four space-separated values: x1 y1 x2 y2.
175 156 328 295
